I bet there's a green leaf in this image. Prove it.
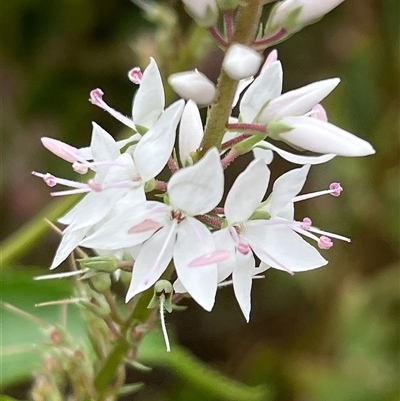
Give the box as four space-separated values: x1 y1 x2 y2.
0 268 85 388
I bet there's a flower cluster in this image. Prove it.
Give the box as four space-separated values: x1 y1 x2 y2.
33 0 374 323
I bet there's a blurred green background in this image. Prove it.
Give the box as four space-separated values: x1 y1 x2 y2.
1 0 399 400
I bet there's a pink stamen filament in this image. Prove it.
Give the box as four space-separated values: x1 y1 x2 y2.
292 185 343 203
253 27 288 49
207 26 229 48
89 89 136 130
221 133 251 150
223 10 234 41
226 122 267 134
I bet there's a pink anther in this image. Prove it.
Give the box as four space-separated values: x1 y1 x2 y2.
128 67 143 84
329 182 343 197
89 88 104 106
301 217 312 230
318 236 333 250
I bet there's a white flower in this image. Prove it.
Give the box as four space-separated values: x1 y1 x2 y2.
125 148 224 311
222 44 263 81
90 58 165 132
214 161 329 321
271 116 376 157
267 0 345 33
238 59 375 161
168 69 216 107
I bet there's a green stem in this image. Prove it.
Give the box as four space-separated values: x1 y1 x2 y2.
199 0 264 157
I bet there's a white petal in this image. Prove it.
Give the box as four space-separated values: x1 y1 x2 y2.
80 200 161 250
232 77 253 108
260 78 340 123
168 148 224 215
91 123 120 181
243 224 327 272
252 146 274 164
132 58 165 129
50 227 88 269
179 100 203 165
125 224 176 302
270 165 310 217
58 191 118 227
278 116 376 156
255 140 335 165
225 159 270 224
213 228 236 282
232 252 255 322
134 100 184 182
174 218 217 311
240 61 283 122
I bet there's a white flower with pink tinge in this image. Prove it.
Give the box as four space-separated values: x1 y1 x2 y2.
210 160 328 321
90 57 166 132
237 58 375 162
125 148 225 312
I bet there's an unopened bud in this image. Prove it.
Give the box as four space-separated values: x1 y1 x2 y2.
87 273 112 293
266 0 345 37
80 295 111 318
168 70 216 107
182 0 219 27
222 44 262 80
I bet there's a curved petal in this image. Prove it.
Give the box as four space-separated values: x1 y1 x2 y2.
243 224 327 272
213 228 236 282
270 165 310 217
232 251 255 322
50 227 89 269
255 140 336 165
179 100 203 165
240 61 283 122
260 78 340 123
91 123 120 180
278 116 376 157
132 57 165 129
134 100 184 182
168 148 224 216
225 159 270 224
125 224 176 302
174 218 217 311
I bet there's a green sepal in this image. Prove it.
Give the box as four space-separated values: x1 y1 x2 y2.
248 209 271 221
117 382 145 396
79 296 111 318
217 0 240 11
267 119 294 139
78 254 119 273
126 360 153 372
144 178 156 192
135 124 148 136
233 134 267 155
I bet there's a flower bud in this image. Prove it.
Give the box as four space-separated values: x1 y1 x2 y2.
182 0 219 27
168 70 216 107
222 44 263 80
270 116 376 157
266 0 345 36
